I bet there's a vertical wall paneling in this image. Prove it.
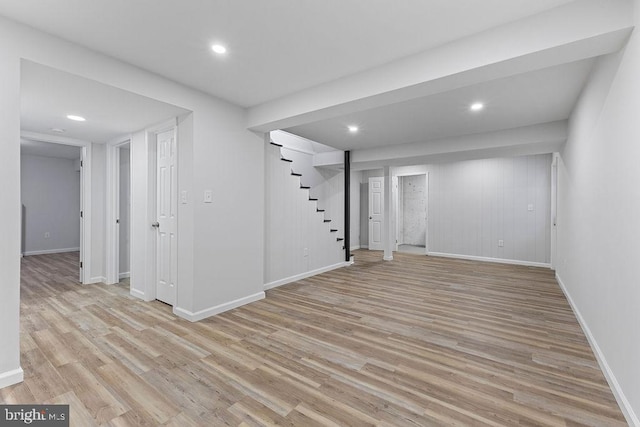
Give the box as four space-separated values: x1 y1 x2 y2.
264 142 345 287
361 154 552 265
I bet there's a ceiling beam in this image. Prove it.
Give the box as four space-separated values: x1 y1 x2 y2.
314 121 568 170
247 0 633 132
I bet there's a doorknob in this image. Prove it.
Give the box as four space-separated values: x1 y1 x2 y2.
369 217 372 220
152 222 160 228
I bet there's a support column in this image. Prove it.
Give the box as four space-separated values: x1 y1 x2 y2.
344 151 351 262
383 166 393 261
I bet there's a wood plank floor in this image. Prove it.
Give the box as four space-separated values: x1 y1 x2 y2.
1 250 626 426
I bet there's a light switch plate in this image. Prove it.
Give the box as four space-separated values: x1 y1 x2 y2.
181 190 188 204
204 190 213 203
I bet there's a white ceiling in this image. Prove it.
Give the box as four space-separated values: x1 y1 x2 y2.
21 61 191 143
284 59 595 150
20 139 82 160
0 0 575 108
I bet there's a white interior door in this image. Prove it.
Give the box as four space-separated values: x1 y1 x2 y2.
155 129 177 305
368 177 384 250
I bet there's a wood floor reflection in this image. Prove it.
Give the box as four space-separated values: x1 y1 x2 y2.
1 250 626 426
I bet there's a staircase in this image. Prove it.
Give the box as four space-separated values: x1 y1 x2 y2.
265 141 345 288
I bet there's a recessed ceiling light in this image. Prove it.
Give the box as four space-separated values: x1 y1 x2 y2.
211 44 227 54
67 115 86 122
470 102 484 112
348 125 359 133
51 128 66 133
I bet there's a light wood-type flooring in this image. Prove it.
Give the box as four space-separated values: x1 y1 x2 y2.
1 250 626 426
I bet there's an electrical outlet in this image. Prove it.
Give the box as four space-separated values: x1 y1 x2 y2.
44 232 50 238
498 239 504 247
527 204 534 212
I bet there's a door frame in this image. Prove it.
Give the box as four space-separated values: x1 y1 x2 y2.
105 118 178 302
395 172 429 255
106 135 132 284
21 131 92 284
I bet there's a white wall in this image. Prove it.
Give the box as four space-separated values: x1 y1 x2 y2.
264 143 345 287
0 14 265 383
90 143 106 282
119 147 130 276
556 1 640 422
429 155 551 265
360 155 552 265
0 40 21 389
21 154 80 254
349 170 361 250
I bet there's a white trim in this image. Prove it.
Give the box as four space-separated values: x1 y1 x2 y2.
21 131 88 147
129 288 148 301
174 291 265 322
427 251 551 268
0 367 23 389
146 117 178 134
350 245 361 251
280 145 316 156
106 137 132 285
383 255 394 261
264 261 350 291
87 276 106 284
119 272 130 280
23 247 80 256
556 274 639 427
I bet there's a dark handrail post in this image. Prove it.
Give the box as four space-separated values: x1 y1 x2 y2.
344 151 351 262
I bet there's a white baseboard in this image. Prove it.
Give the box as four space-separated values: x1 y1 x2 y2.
0 367 23 389
350 245 361 251
129 288 146 300
264 261 350 291
119 272 130 280
87 276 106 284
174 291 265 322
555 274 639 427
427 251 551 268
23 247 80 256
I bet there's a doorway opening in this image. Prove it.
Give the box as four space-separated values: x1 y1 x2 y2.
20 135 91 284
396 174 428 255
118 143 131 282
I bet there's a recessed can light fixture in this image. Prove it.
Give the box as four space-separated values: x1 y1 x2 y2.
470 102 484 112
67 115 86 122
211 44 227 54
348 125 359 133
51 128 66 133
